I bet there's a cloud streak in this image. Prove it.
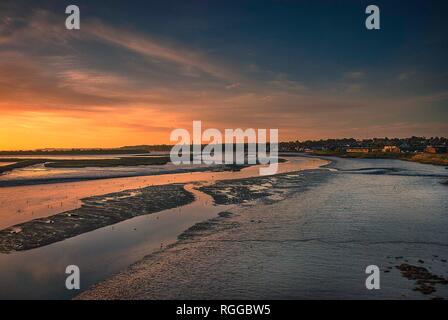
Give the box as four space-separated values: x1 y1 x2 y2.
86 20 237 81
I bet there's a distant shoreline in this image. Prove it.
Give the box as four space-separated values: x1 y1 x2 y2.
0 149 151 156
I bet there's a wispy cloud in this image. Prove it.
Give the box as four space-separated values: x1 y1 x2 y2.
1 9 238 81
343 71 364 80
86 20 237 81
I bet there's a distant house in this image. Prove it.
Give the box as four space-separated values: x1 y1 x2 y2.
383 145 401 153
424 146 448 154
346 147 370 153
399 143 411 152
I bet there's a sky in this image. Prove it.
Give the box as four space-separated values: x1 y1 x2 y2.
0 0 447 150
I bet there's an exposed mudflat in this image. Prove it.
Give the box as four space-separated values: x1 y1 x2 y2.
0 184 194 253
198 170 328 206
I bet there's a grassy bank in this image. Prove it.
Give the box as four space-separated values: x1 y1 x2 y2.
0 160 49 174
44 156 171 168
309 151 448 166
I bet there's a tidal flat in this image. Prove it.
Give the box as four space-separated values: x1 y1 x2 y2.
77 157 448 300
0 156 326 299
1 156 447 299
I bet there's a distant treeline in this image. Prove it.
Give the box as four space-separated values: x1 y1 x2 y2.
0 148 151 155
121 144 273 152
3 137 447 155
0 144 272 155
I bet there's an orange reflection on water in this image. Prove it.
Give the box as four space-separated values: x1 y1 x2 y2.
0 157 328 229
0 162 16 167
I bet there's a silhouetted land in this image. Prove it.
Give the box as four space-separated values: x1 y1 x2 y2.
44 156 171 168
0 160 47 174
0 157 171 174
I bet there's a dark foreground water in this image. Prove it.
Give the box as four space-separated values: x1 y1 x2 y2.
79 156 448 300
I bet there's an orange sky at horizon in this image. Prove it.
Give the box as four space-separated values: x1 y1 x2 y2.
0 109 299 150
2 108 447 150
0 106 178 150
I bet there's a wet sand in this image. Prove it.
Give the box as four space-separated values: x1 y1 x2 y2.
0 184 194 253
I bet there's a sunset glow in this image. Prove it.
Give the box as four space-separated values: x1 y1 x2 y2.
1 1 447 150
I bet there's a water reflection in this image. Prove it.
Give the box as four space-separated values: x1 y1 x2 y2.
0 157 325 229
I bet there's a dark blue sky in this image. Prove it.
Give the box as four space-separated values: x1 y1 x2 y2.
58 0 448 89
